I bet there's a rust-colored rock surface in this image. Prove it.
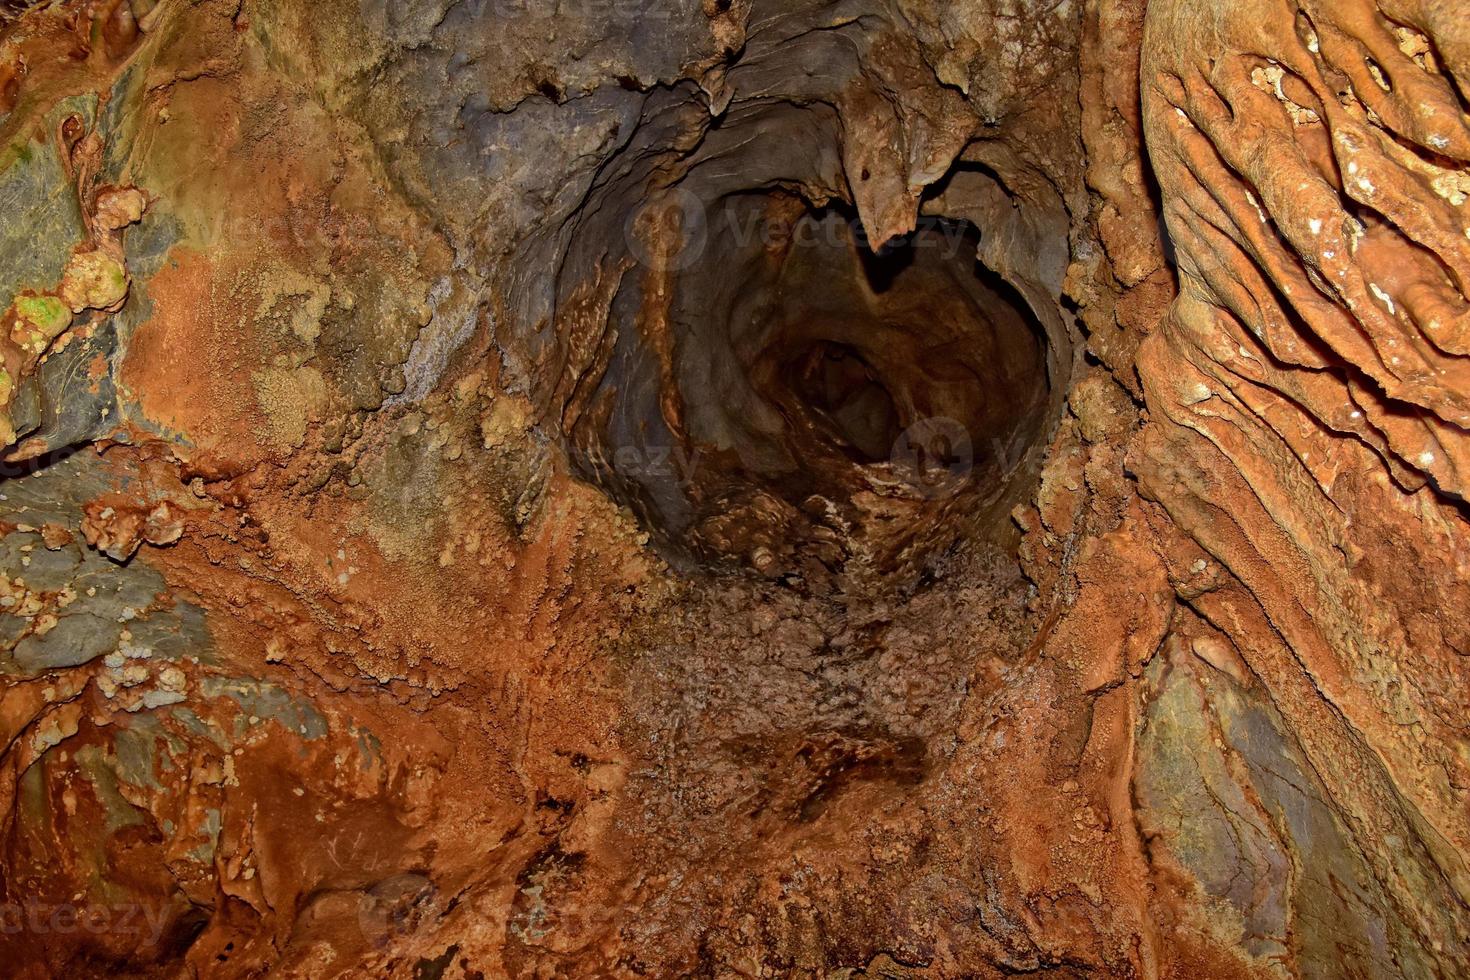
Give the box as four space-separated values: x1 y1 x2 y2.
0 0 1467 976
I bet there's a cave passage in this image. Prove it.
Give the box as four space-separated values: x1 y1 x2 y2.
572 191 1053 582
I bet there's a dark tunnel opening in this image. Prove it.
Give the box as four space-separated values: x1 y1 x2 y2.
567 190 1057 585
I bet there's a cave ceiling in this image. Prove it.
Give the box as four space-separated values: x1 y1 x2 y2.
0 0 1468 976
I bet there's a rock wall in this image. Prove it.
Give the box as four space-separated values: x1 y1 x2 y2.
0 0 1466 976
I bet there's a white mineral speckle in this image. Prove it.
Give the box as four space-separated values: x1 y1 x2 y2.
1182 381 1212 405
1246 191 1269 223
1369 283 1396 314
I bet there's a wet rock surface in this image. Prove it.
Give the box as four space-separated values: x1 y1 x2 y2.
0 0 1467 976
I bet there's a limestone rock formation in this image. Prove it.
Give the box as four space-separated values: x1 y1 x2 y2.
0 0 1466 976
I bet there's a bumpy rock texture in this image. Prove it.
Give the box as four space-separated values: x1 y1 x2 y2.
0 0 1467 976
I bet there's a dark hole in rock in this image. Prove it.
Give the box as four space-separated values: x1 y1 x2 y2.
570 193 1053 585
787 340 901 464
